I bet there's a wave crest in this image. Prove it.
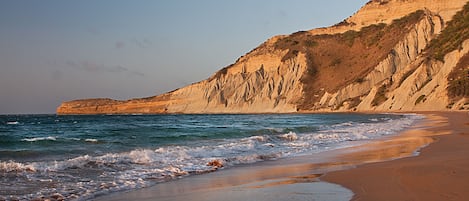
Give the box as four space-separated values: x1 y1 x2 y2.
21 136 57 142
278 132 298 141
0 161 36 172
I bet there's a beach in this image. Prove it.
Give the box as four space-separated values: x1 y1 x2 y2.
323 112 469 201
94 112 469 201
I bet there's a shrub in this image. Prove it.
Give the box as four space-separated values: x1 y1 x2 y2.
366 30 384 46
307 66 318 76
415 95 426 105
428 2 469 61
304 40 318 47
355 77 366 83
371 84 388 106
342 30 359 47
448 77 469 98
391 10 425 28
447 53 469 99
348 97 362 109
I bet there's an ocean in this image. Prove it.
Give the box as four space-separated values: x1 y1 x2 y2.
0 113 421 200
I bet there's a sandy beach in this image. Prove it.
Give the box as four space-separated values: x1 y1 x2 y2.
323 112 469 201
95 112 469 201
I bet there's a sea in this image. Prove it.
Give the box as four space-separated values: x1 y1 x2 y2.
0 113 422 200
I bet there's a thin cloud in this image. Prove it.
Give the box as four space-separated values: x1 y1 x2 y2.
51 69 63 81
129 70 145 77
115 41 125 49
86 27 100 35
66 60 144 77
132 38 152 48
276 10 287 18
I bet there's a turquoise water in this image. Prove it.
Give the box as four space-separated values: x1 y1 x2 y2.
0 114 420 200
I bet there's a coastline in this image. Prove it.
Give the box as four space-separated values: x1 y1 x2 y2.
94 112 467 201
322 111 469 201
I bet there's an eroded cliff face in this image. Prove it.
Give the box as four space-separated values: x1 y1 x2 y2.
318 11 444 111
57 0 469 114
57 48 309 114
166 49 307 113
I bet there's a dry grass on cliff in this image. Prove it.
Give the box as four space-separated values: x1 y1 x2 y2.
427 2 469 101
273 10 425 110
447 52 469 99
428 2 469 61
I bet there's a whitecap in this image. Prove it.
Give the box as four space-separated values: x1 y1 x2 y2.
0 160 36 172
4 113 424 201
68 138 81 141
278 131 298 141
21 136 57 142
85 139 98 143
247 135 268 142
6 121 19 125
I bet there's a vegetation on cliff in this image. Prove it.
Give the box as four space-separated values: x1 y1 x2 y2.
57 1 469 114
428 2 469 61
447 53 469 99
372 84 389 107
425 2 469 100
273 10 425 110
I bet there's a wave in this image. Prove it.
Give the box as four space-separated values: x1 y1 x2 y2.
0 160 36 172
21 136 57 142
85 138 98 143
18 136 101 144
13 114 422 173
1 113 423 200
278 131 298 141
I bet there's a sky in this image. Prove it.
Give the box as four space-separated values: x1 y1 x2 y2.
0 0 368 114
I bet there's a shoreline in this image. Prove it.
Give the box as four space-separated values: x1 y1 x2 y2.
94 112 466 201
322 111 469 201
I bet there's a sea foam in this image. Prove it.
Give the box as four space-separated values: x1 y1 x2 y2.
21 136 57 142
0 113 423 200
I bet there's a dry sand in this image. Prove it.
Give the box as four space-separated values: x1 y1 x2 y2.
323 112 469 201
96 112 469 201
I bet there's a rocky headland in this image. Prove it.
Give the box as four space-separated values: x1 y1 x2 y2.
57 0 469 114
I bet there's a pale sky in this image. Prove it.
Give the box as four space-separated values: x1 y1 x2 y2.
0 0 368 114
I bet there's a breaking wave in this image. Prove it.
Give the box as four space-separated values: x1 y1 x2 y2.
0 113 422 200
21 136 57 142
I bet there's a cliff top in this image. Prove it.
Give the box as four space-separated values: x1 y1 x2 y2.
308 0 467 35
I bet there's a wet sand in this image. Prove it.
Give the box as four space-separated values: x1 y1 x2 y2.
94 146 357 201
323 112 469 201
95 112 468 201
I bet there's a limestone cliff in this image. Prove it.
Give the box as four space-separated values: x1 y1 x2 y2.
57 0 469 114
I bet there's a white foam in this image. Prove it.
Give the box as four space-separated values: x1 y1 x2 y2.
6 113 423 200
21 136 57 142
68 138 81 141
278 132 298 141
85 139 98 143
0 161 36 172
6 121 19 125
248 135 269 142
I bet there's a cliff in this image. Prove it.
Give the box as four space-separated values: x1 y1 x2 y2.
57 0 469 114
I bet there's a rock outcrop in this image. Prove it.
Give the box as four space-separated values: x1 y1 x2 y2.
57 0 469 114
